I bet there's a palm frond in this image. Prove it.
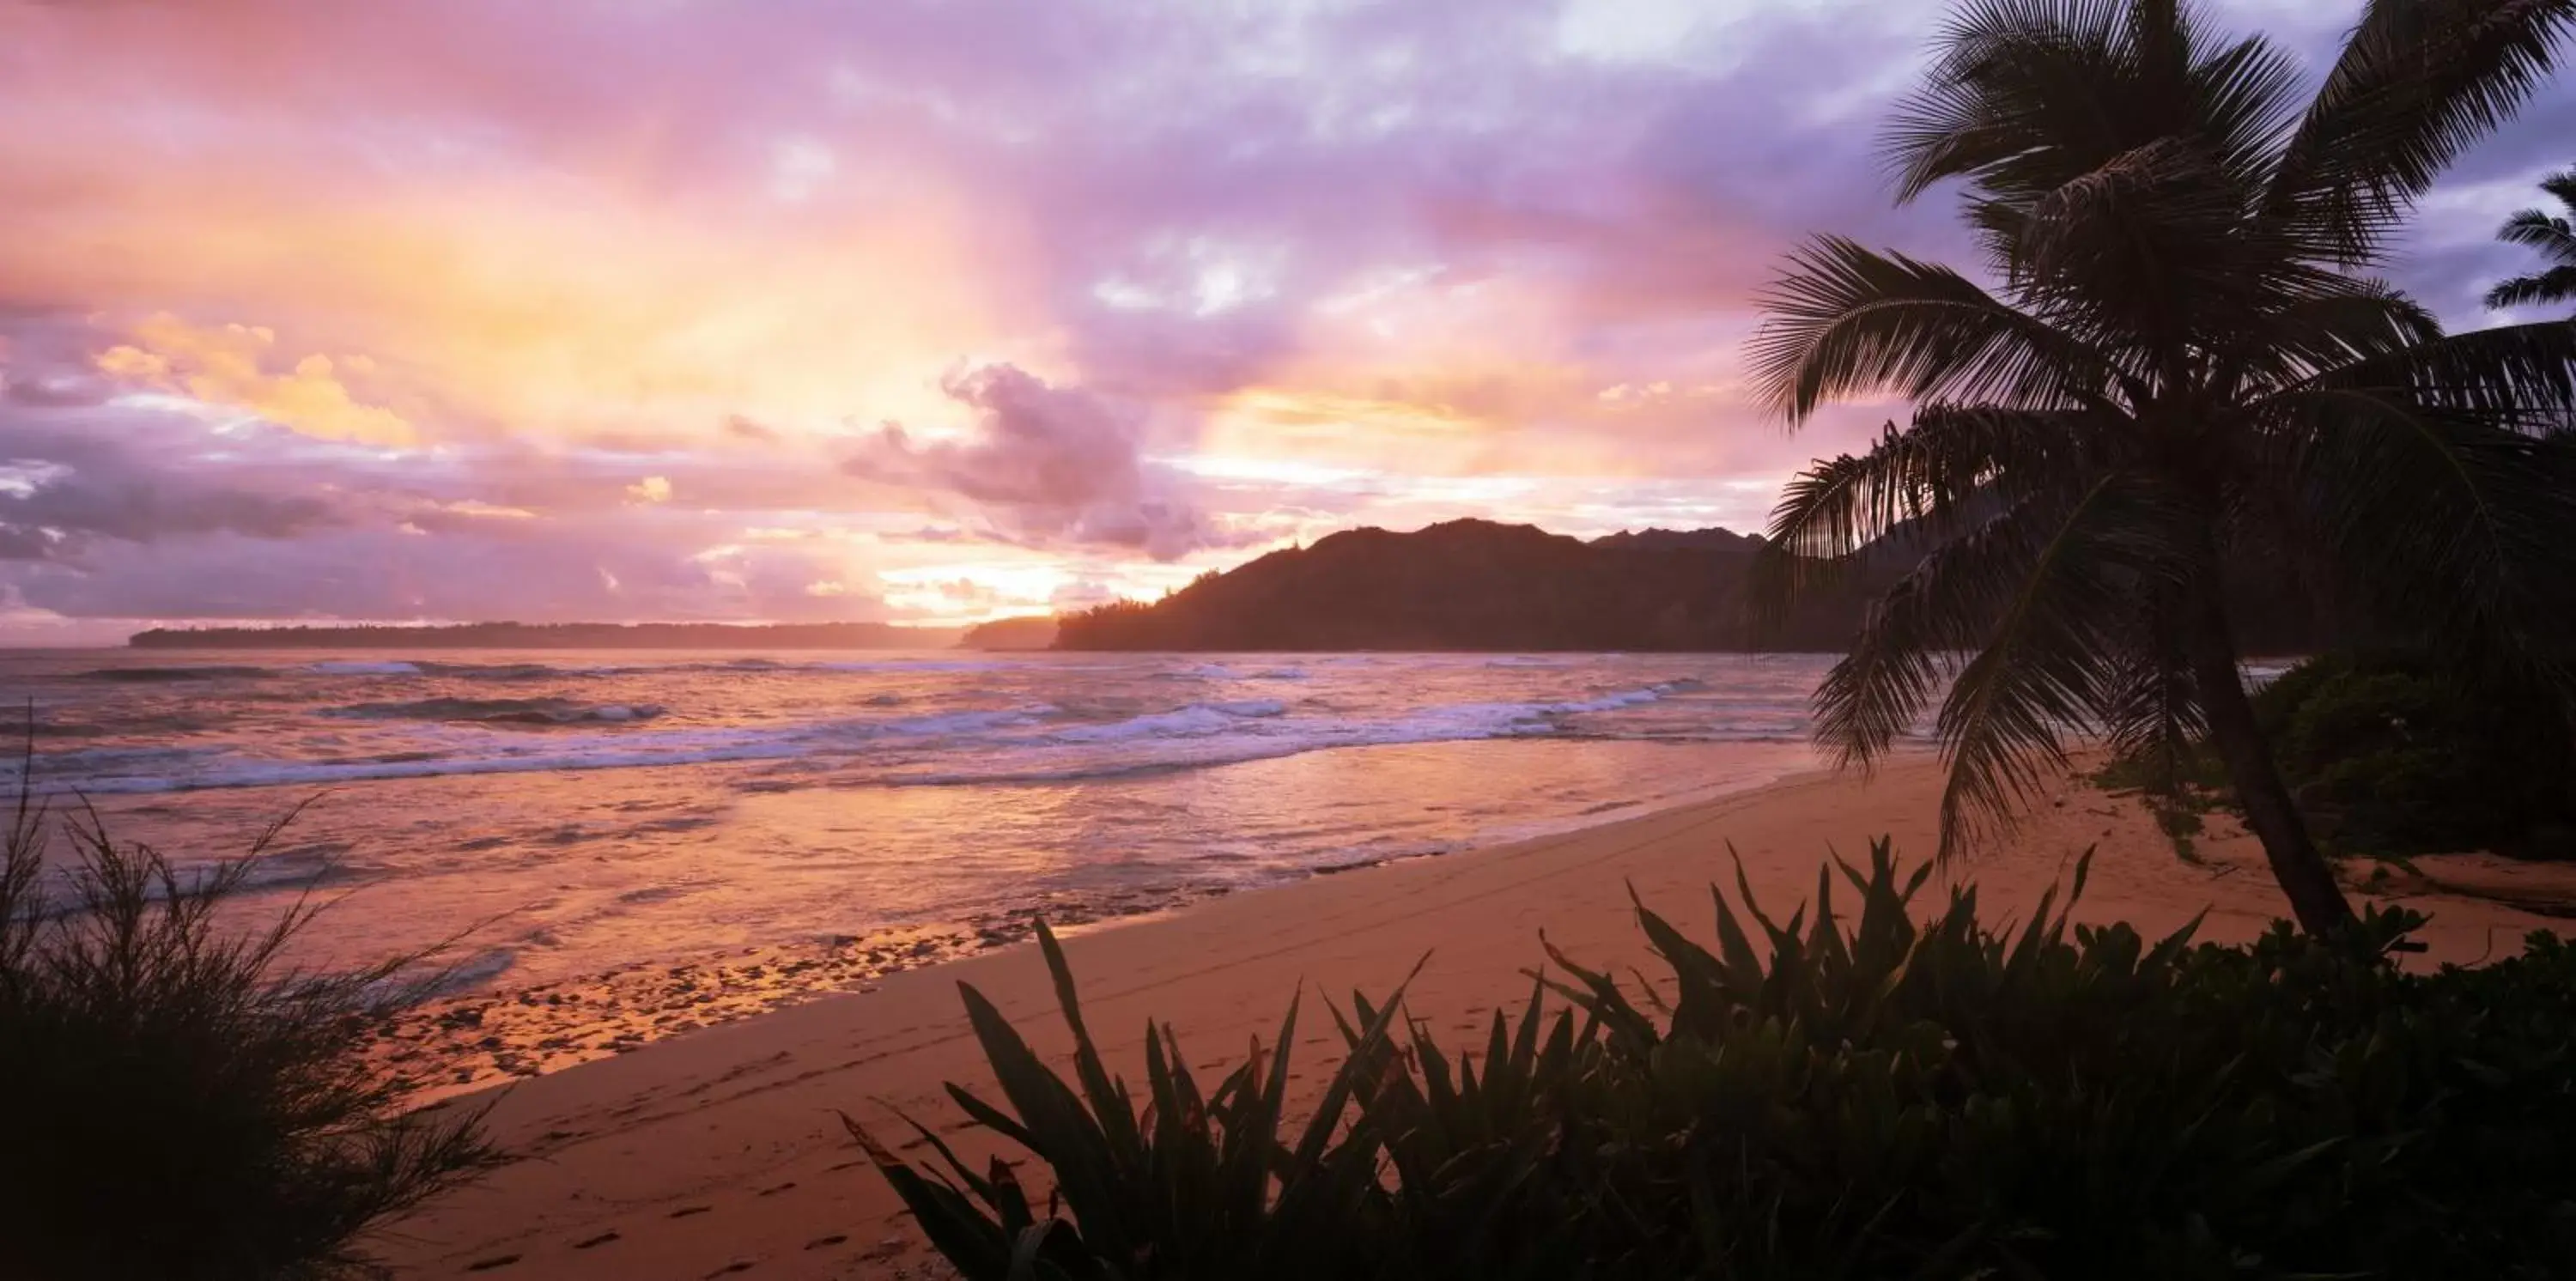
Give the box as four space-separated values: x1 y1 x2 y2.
2014 137 2239 290
1807 458 2154 787
1750 236 2128 422
2253 386 2576 700
2227 274 2444 394
2307 319 2576 427
2182 28 2310 186
2267 0 2576 264
2543 166 2576 211
2485 266 2576 312
1884 0 2136 206
2094 598 2203 795
2495 207 2576 263
1764 406 2105 563
1755 404 2118 632
1812 500 2040 776
1928 472 2194 856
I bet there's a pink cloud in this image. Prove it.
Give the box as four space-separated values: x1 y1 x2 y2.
0 0 2567 630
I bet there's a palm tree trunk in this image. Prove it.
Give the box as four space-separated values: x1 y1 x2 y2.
2183 587 2355 934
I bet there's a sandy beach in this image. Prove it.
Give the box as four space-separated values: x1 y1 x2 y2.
379 755 2576 1279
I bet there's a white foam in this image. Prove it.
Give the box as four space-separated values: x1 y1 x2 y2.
896 686 1696 786
33 703 1061 794
33 681 1699 796
1052 700 1288 743
809 659 1016 674
309 660 423 676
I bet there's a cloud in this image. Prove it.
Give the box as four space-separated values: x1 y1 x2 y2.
1 0 2570 631
94 314 415 446
0 313 906 624
0 410 346 564
846 364 1236 560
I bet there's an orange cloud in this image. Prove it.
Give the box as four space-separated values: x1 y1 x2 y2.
97 314 415 446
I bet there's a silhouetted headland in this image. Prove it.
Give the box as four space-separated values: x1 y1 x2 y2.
1054 519 1894 652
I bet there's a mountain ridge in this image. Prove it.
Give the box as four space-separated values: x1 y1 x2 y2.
1053 518 1876 652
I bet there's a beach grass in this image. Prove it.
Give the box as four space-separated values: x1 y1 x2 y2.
0 789 498 1281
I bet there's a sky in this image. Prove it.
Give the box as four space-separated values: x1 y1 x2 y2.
2 0 2571 643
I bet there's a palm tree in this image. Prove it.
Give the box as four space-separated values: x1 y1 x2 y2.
1750 0 2576 934
2486 166 2576 311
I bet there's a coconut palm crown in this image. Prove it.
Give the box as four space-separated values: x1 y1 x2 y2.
2486 165 2576 311
1751 0 2576 933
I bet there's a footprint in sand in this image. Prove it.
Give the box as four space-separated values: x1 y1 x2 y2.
668 1205 714 1219
463 1254 521 1272
572 1231 621 1250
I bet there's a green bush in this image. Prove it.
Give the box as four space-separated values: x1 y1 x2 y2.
864 841 2576 1279
0 794 499 1280
2252 653 2576 858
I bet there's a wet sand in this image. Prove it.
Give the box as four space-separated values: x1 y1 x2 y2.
374 890 1236 1103
376 756 2576 1278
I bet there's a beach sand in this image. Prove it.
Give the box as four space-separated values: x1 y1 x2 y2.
379 755 2576 1278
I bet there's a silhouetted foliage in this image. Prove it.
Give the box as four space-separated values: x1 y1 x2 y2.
2251 652 2576 859
0 789 498 1279
1053 519 2326 655
959 616 1060 651
1749 0 2576 933
2487 165 2576 313
866 842 2576 1279
1054 519 1899 652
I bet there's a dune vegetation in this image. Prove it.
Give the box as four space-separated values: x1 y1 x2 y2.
866 845 2576 1279
0 792 496 1281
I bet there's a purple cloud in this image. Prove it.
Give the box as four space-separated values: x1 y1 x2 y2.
845 364 1236 561
0 0 2569 632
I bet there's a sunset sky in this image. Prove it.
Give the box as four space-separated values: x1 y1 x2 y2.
3 0 2570 642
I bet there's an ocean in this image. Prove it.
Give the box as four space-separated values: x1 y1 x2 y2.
3 648 1843 1092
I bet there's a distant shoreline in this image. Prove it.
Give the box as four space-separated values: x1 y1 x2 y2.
126 622 965 650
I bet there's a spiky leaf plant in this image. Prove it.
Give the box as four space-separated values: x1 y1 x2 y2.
871 839 2576 1278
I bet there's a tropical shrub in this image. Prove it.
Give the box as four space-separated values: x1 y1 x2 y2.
2251 652 2576 858
865 841 2576 1279
0 795 498 1280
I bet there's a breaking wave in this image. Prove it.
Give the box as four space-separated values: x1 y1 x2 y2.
329 697 667 727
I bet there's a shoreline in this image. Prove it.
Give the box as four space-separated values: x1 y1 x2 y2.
379 755 2576 1279
370 747 1816 1104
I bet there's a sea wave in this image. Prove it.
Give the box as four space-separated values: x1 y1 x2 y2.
808 659 1017 674
308 660 425 676
19 680 1704 795
1051 700 1289 743
418 661 565 682
23 703 1063 794
78 665 275 682
329 697 667 727
887 684 1703 786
